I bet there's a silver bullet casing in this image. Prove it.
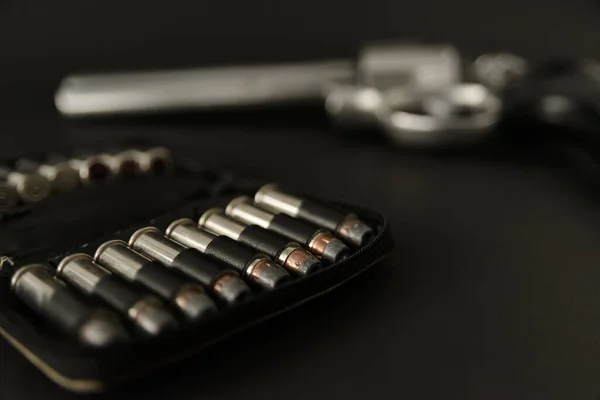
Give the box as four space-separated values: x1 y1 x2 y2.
106 150 142 177
129 227 251 304
0 167 51 204
254 184 303 217
255 183 374 247
226 196 276 229
199 208 321 275
57 254 178 336
166 218 290 289
94 240 217 321
226 196 350 263
68 153 114 185
37 162 80 192
133 147 173 175
11 264 129 346
15 158 80 193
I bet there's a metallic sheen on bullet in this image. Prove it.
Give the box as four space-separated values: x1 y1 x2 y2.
94 240 217 321
166 218 290 289
255 183 374 247
107 150 142 177
15 158 80 193
68 154 114 185
0 167 51 204
133 147 173 175
129 226 250 304
199 208 321 275
11 264 129 346
226 196 350 263
57 254 177 336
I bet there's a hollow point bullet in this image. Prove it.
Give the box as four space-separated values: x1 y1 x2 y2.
0 166 51 204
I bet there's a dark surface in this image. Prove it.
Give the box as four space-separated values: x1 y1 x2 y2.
2 0 600 399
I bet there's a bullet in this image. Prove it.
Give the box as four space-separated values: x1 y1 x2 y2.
199 208 321 276
226 196 350 264
166 218 290 289
57 254 178 336
0 167 51 204
129 226 250 304
15 158 80 193
94 240 217 322
133 147 173 175
11 264 129 347
106 150 142 177
255 183 374 247
68 153 114 185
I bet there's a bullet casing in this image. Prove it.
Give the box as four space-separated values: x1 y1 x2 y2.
68 154 114 185
133 147 173 175
15 158 80 193
0 167 51 204
166 218 290 289
226 196 350 263
57 254 177 336
199 208 321 275
11 264 129 346
107 150 142 177
255 184 374 247
94 240 217 321
129 227 250 304
199 209 247 240
254 184 303 217
226 196 276 229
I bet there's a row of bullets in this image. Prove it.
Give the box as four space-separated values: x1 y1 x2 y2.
0 147 172 212
11 184 374 346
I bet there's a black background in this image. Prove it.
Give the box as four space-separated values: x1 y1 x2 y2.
2 1 600 399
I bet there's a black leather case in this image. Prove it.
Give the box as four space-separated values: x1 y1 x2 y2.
0 145 394 393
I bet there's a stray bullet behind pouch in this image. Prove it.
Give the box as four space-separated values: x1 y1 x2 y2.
133 147 173 175
15 157 79 193
0 166 51 204
68 152 114 185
